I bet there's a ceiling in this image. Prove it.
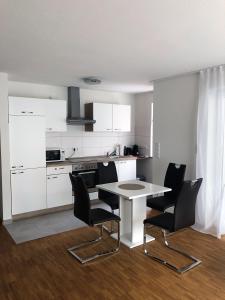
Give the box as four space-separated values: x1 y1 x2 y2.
0 0 225 93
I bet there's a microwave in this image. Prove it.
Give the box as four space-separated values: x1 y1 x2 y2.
46 148 65 162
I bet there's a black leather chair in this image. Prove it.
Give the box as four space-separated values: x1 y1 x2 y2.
147 163 186 212
68 174 120 264
97 161 119 232
144 178 203 273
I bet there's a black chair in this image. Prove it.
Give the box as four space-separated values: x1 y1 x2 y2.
97 161 119 232
68 174 120 264
147 163 186 212
143 178 203 273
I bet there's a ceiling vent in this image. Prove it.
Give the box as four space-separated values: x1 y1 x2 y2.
82 77 101 85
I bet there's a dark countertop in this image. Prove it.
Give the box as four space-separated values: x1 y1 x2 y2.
46 155 150 167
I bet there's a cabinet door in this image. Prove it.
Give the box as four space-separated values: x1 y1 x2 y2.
113 104 131 132
112 104 119 131
47 173 73 208
11 168 46 215
117 160 136 181
45 100 67 132
9 97 45 116
118 105 131 132
93 103 113 132
9 116 46 170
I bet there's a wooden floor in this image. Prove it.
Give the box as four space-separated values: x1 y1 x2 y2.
1 221 225 300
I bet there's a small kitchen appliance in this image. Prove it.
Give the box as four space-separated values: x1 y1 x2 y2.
46 148 65 162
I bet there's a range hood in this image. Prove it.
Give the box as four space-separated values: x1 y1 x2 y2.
67 87 96 125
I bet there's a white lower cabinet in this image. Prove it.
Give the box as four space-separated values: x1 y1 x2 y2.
47 171 72 208
115 160 136 181
11 168 47 215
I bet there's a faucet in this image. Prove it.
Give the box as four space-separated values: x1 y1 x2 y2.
107 150 117 157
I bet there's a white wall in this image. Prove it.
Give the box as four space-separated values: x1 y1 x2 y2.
134 91 154 182
8 81 67 99
152 73 199 185
0 73 11 221
8 81 135 158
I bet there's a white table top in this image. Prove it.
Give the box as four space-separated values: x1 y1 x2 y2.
96 180 171 200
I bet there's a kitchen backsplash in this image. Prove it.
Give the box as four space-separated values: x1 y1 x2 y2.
46 125 135 158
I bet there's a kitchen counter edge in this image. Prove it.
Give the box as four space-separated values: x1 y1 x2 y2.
46 155 150 167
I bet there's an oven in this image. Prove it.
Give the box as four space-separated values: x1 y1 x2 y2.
72 162 98 189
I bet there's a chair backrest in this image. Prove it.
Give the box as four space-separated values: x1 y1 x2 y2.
69 173 91 225
173 178 203 231
97 161 118 199
164 163 186 199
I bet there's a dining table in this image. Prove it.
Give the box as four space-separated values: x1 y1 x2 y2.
96 180 171 248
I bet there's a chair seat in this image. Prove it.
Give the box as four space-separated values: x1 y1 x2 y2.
90 208 120 226
147 195 175 211
144 212 175 232
99 195 119 211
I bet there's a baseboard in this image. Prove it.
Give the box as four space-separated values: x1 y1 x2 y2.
12 204 74 221
3 219 13 225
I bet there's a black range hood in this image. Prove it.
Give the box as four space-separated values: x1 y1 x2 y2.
67 86 96 125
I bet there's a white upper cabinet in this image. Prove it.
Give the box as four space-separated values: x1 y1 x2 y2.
45 100 67 132
93 103 113 132
113 104 131 132
9 115 46 170
9 97 45 116
85 103 131 132
9 97 67 132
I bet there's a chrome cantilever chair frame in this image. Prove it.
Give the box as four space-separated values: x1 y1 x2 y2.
68 220 120 264
103 209 116 234
143 224 201 274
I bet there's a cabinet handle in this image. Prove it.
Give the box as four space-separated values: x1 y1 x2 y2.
47 128 53 131
12 172 16 174
53 176 58 179
19 171 24 174
21 111 34 114
106 129 112 131
12 165 23 169
59 167 64 170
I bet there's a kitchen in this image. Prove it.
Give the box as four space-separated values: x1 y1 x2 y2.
4 81 153 227
2 1 225 298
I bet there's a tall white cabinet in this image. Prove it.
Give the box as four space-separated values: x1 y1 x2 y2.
9 97 47 215
9 116 46 170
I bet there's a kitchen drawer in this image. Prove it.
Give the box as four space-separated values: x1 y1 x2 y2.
47 165 72 175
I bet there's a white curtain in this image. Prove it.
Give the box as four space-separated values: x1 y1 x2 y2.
194 65 225 238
